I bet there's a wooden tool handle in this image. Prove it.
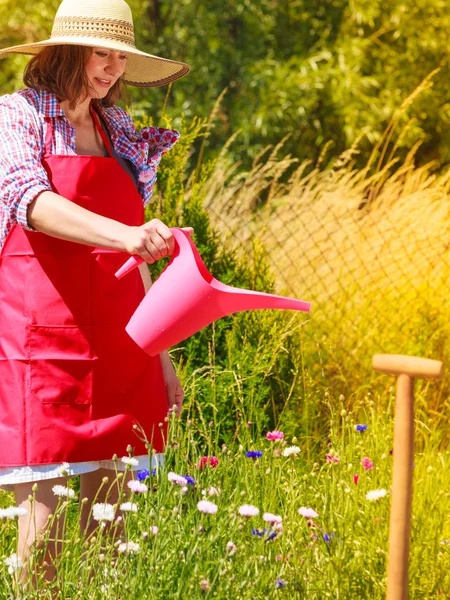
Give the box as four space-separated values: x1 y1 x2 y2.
373 354 443 379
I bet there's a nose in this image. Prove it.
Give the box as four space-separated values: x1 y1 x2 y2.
106 52 124 77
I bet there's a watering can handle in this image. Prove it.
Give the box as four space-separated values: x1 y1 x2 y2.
114 227 187 280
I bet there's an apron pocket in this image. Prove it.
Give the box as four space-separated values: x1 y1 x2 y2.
29 326 96 405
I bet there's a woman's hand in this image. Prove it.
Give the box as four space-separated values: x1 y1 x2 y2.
124 219 193 264
160 351 184 415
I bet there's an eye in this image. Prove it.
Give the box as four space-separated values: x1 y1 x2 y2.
95 51 108 57
119 54 128 61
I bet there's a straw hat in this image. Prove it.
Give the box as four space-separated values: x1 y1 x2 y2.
0 0 190 87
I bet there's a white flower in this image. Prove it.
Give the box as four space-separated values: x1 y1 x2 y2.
263 512 282 524
238 504 259 517
168 472 188 486
127 480 148 493
226 541 237 555
52 485 76 499
208 486 220 496
283 446 301 457
121 456 139 466
366 489 388 501
298 507 319 519
117 541 140 554
4 553 23 574
92 503 115 522
58 462 71 476
0 506 28 519
197 500 218 514
150 525 159 535
120 502 138 513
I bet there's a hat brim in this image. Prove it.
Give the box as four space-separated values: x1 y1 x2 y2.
0 38 190 87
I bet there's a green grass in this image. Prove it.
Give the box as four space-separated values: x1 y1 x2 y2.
1 390 450 599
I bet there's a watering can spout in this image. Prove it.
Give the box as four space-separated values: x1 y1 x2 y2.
115 228 310 356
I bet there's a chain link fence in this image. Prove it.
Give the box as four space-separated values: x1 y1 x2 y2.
203 151 450 392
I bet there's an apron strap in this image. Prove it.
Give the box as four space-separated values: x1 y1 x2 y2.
44 117 54 156
90 104 114 158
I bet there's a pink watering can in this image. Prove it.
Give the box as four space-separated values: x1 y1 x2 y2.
115 228 310 356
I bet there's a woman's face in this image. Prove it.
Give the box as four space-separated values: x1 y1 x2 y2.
84 47 127 98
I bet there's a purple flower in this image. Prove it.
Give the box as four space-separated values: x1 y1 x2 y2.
251 528 277 541
275 578 288 589
183 475 195 485
356 424 368 432
323 532 335 542
246 451 263 459
136 468 157 481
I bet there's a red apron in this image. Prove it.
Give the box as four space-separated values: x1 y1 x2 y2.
0 105 168 466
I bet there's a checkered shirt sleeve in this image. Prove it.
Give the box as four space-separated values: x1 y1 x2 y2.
0 94 52 252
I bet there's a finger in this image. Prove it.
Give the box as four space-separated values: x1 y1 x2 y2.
154 224 175 255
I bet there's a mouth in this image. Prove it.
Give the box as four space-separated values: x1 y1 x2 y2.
95 78 113 88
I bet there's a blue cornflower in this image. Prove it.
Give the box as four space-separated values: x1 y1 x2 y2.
251 528 277 541
355 424 368 432
136 468 157 481
183 475 195 485
246 451 263 459
275 578 288 589
323 532 335 542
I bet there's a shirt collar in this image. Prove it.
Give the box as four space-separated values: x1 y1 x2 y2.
37 90 66 118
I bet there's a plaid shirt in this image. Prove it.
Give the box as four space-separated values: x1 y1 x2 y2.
0 88 180 254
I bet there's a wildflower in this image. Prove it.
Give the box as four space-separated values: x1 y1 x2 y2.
197 456 219 469
136 468 157 481
197 500 218 514
92 503 115 523
238 504 259 517
356 424 368 432
168 472 188 486
366 489 387 501
275 577 288 588
120 502 138 513
4 553 23 574
208 486 219 496
183 475 195 485
246 451 263 459
298 507 318 519
117 541 140 554
266 431 284 441
0 506 28 519
263 513 282 525
361 457 373 471
121 456 139 466
199 579 210 591
58 462 71 476
226 541 238 555
150 526 159 535
353 474 359 485
52 485 76 499
326 454 340 464
283 446 301 457
323 533 331 542
127 480 148 493
252 528 277 541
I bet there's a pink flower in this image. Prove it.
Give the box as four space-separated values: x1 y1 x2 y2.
263 512 282 525
298 507 319 519
326 454 340 464
361 457 373 471
266 431 284 441
196 456 219 469
353 474 359 485
127 480 148 493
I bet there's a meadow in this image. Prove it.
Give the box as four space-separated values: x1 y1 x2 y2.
1 388 450 599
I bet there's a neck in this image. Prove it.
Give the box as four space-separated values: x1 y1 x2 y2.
60 96 95 125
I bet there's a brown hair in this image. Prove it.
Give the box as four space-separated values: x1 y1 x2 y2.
23 45 125 109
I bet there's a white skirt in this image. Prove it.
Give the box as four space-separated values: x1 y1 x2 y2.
0 454 164 491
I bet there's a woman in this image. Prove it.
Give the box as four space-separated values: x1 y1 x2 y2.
0 0 191 581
